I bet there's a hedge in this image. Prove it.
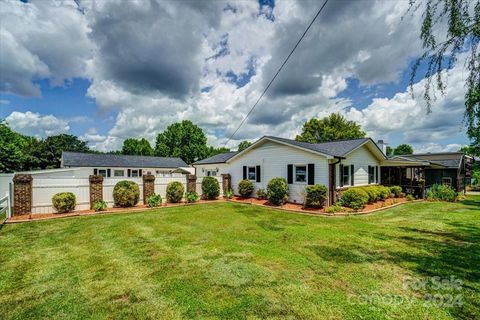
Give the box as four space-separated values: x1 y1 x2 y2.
304 184 328 208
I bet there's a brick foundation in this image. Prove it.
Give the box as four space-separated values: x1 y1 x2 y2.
186 175 197 193
143 174 155 204
89 175 103 209
13 174 32 215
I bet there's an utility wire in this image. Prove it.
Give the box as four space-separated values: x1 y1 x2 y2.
224 0 330 147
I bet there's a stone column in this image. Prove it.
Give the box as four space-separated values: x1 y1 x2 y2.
186 175 197 193
143 174 155 204
221 174 231 192
89 175 103 209
13 174 32 216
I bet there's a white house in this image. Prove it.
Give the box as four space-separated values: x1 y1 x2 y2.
194 136 387 205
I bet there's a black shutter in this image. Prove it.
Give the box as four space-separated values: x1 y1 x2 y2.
339 164 344 187
139 169 142 177
350 165 354 186
256 166 261 183
368 166 371 184
375 166 379 183
107 169 111 178
307 163 315 185
287 164 293 184
94 168 98 176
243 166 247 180
127 169 131 177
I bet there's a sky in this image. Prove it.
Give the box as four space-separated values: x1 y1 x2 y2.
0 0 471 153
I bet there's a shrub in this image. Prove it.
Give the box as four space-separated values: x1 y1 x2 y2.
256 188 267 200
339 188 369 210
426 184 457 202
406 194 415 201
377 186 391 200
166 181 184 203
304 184 328 208
390 186 402 198
223 188 234 199
238 179 254 198
362 186 380 203
52 192 76 213
325 204 343 214
266 177 289 206
113 180 140 207
185 191 199 203
147 194 162 207
93 200 107 212
202 176 220 200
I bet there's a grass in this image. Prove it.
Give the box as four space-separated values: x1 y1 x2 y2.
0 196 479 320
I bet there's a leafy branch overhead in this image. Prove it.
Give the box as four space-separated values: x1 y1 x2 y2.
409 0 480 145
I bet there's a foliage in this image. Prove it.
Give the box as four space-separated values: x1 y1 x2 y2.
113 180 140 207
295 113 366 143
393 144 414 155
386 146 393 156
473 170 480 185
390 186 403 198
122 138 154 156
238 140 252 151
408 0 480 144
34 134 90 169
166 181 184 203
52 192 76 213
201 176 220 200
238 179 254 198
185 192 199 203
256 188 267 200
304 184 328 208
266 178 289 206
206 146 230 158
0 121 28 173
362 186 381 203
147 194 162 207
223 189 234 199
93 200 107 212
155 120 208 164
406 194 415 201
325 204 343 214
339 188 369 210
377 186 391 200
426 184 457 202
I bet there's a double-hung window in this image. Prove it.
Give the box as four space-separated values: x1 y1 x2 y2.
342 166 350 186
295 165 307 183
368 166 375 184
131 170 139 177
98 169 107 177
248 166 256 180
207 170 217 177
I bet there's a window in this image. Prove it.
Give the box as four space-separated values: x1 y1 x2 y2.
442 177 452 186
342 166 350 186
98 169 107 177
368 166 375 184
114 170 124 177
207 170 217 176
156 170 171 177
248 166 256 180
131 170 139 177
295 165 307 183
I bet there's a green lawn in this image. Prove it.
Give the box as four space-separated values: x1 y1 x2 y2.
0 197 479 320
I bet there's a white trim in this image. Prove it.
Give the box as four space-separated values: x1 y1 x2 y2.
344 139 387 161
294 164 307 184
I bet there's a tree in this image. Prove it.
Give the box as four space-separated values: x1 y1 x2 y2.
393 144 414 155
32 134 90 169
295 113 366 143
155 120 208 164
238 140 252 151
206 146 230 157
121 138 154 156
409 0 480 145
386 146 394 156
0 121 28 173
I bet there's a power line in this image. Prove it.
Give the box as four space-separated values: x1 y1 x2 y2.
224 0 330 147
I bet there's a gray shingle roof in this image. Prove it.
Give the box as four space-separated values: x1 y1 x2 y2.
62 152 188 168
399 153 463 168
193 151 238 165
265 136 371 157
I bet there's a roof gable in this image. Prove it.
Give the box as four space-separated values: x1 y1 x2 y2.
62 152 188 168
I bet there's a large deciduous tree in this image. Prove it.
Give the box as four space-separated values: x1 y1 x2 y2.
238 140 252 151
393 144 414 155
409 0 480 145
32 134 91 169
295 113 366 143
0 121 28 173
121 138 154 156
155 120 208 164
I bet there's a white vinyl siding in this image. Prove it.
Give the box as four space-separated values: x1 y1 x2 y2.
228 141 329 204
336 145 381 188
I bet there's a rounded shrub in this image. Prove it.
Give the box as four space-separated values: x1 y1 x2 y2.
266 177 289 206
238 179 254 198
113 180 140 207
390 186 402 198
362 186 380 203
304 184 328 208
202 176 220 200
186 191 199 203
256 188 267 200
166 181 184 203
52 192 76 213
377 186 391 200
339 188 369 210
147 194 162 207
93 200 107 212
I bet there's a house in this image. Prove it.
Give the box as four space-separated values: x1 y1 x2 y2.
194 136 386 205
61 152 192 178
194 136 473 205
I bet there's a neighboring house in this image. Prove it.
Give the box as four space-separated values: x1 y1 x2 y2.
61 152 192 178
194 136 386 205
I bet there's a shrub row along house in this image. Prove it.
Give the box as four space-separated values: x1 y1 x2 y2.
194 136 473 205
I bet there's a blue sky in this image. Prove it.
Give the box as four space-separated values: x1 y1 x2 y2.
0 0 469 152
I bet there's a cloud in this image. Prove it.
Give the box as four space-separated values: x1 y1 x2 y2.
5 111 70 138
